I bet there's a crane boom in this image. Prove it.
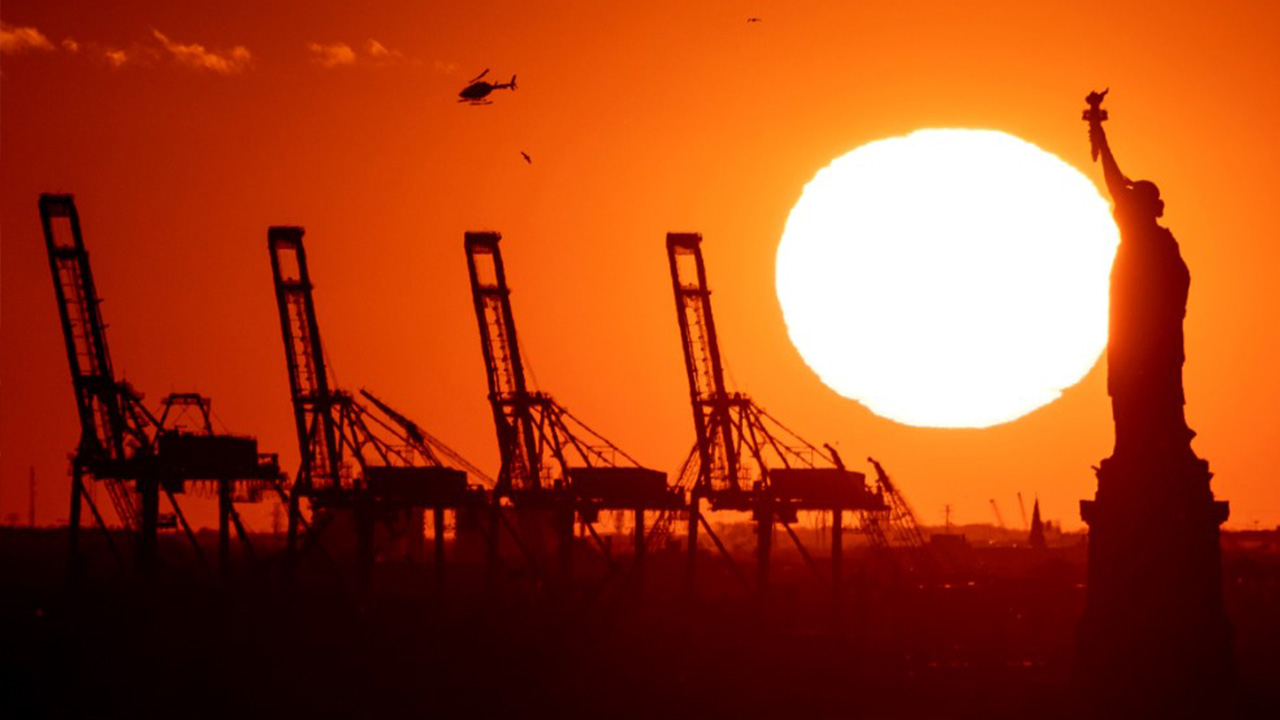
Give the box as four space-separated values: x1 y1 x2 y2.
40 194 148 529
40 194 124 459
666 233 742 494
268 226 343 493
464 232 542 495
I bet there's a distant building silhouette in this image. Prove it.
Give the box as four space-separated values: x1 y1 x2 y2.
1028 499 1046 550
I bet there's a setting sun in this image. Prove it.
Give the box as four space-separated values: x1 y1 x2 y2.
777 129 1120 428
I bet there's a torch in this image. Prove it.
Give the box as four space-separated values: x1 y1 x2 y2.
1083 89 1109 161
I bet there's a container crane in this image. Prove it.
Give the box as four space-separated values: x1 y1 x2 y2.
268 226 487 585
990 499 1008 530
666 232 886 596
41 193 281 581
464 231 681 584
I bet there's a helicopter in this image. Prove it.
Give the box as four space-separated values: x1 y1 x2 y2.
458 69 517 104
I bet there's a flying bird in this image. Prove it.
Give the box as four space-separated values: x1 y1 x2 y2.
521 151 532 164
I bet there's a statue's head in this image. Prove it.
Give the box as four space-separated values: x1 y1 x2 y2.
1126 180 1164 220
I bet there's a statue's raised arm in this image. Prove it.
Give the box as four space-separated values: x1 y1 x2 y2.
1084 89 1130 200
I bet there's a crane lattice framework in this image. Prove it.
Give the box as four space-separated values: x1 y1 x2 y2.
268 226 488 584
666 232 889 596
40 193 282 581
464 231 682 582
864 457 936 580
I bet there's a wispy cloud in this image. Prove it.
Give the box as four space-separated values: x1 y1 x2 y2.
309 38 406 68
1 23 55 54
151 29 251 74
4 25 416 75
1 24 254 73
366 39 406 62
308 41 356 68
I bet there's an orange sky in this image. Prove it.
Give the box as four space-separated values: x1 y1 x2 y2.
3 0 1279 532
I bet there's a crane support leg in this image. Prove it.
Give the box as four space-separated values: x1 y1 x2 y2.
584 521 617 567
219 478 232 582
401 509 423 563
485 505 501 585
685 495 700 596
67 465 84 582
756 505 772 596
633 509 645 587
286 492 301 574
229 503 257 563
832 509 844 599
166 487 211 576
698 513 752 592
557 507 574 583
781 520 827 590
356 507 375 591
433 507 446 583
138 477 159 579
81 479 123 567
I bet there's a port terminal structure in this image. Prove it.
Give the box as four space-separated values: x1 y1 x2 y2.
268 226 489 587
464 232 684 587
40 194 283 582
665 233 889 597
38 191 933 598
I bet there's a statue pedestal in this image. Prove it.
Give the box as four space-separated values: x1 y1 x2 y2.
1076 457 1233 715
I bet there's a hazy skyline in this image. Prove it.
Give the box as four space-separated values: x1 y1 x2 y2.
4 1 1279 531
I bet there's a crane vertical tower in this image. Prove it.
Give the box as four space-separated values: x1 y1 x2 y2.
465 231 679 583
268 226 487 584
666 232 886 596
268 225 342 547
41 193 281 580
41 193 141 559
464 232 540 499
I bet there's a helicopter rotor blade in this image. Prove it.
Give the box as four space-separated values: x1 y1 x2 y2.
468 68 489 83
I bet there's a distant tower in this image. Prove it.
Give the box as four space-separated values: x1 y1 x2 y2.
29 467 37 528
1077 92 1232 714
1028 499 1045 550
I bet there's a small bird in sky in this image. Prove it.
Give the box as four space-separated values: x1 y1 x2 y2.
747 17 762 23
521 151 532 164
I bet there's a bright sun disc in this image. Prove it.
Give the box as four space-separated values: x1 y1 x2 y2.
777 129 1119 428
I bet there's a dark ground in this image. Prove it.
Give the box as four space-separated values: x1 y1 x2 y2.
1 524 1276 719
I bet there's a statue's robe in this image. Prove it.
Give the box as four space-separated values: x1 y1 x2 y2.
1106 196 1194 465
